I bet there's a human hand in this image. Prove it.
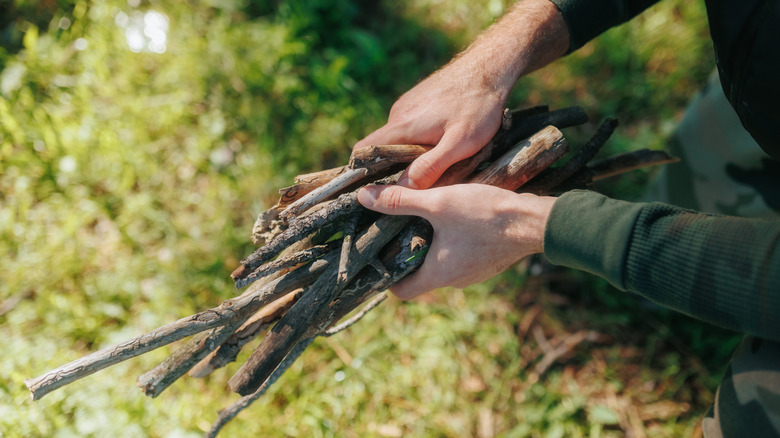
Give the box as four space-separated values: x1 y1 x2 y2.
353 59 508 189
351 0 569 190
357 183 557 299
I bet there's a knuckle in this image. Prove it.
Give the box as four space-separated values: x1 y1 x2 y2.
414 154 446 181
383 187 406 211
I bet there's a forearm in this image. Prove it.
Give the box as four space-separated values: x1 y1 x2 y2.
545 190 780 341
447 0 570 101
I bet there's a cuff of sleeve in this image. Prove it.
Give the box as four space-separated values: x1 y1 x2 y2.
548 0 600 52
543 190 645 290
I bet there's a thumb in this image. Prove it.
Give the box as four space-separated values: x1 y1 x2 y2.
402 129 478 189
357 185 431 218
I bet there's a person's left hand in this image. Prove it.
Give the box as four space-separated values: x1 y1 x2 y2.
358 183 557 299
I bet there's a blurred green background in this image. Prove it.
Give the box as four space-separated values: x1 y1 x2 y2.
0 0 740 436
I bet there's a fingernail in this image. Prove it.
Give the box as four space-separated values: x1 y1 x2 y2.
357 187 377 207
397 175 418 189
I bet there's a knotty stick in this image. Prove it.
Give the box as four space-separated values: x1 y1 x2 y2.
277 166 350 207
280 168 368 219
349 144 431 169
229 214 413 395
470 125 568 189
25 252 333 400
189 289 303 378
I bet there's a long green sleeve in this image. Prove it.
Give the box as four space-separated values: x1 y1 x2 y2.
548 0 661 51
544 190 780 341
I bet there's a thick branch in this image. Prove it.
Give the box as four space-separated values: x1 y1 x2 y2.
520 118 617 195
470 125 568 189
492 106 588 159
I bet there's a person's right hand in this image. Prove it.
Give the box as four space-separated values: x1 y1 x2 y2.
352 57 508 189
351 0 569 189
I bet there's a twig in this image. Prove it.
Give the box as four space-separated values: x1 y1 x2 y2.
189 289 303 378
589 149 679 181
337 215 359 285
233 192 363 286
206 337 315 438
239 241 339 287
520 118 618 195
277 166 350 207
280 168 368 220
534 330 604 376
25 250 334 400
324 293 388 337
349 144 431 170
229 214 413 395
136 320 248 397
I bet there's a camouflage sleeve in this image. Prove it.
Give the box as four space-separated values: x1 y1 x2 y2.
548 0 661 52
544 190 780 341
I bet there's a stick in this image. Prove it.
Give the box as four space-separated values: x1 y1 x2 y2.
229 214 412 395
277 166 350 207
233 192 363 285
189 289 303 378
349 144 431 170
337 215 359 285
589 149 679 181
239 241 339 287
136 319 247 397
470 125 568 190
280 168 368 220
323 293 388 336
520 118 617 195
25 251 334 400
491 106 588 159
207 337 315 438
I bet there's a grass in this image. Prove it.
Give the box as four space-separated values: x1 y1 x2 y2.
0 0 740 436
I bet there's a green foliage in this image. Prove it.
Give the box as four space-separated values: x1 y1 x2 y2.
0 0 725 436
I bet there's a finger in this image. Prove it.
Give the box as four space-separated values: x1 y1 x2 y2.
357 185 434 219
388 263 440 300
402 128 480 189
352 123 417 151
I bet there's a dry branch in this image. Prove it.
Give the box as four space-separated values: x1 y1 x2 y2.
590 149 679 181
25 250 332 400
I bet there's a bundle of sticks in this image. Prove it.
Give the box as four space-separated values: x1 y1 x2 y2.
24 106 677 436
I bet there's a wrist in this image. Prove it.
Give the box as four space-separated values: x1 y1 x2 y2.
504 193 557 255
457 0 569 97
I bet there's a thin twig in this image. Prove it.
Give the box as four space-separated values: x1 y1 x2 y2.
280 168 367 219
240 241 339 287
337 215 359 285
324 293 388 337
207 337 315 438
25 251 335 400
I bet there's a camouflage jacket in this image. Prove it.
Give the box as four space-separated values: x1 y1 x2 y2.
545 190 780 342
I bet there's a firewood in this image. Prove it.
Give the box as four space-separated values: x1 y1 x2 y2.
25 105 678 437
